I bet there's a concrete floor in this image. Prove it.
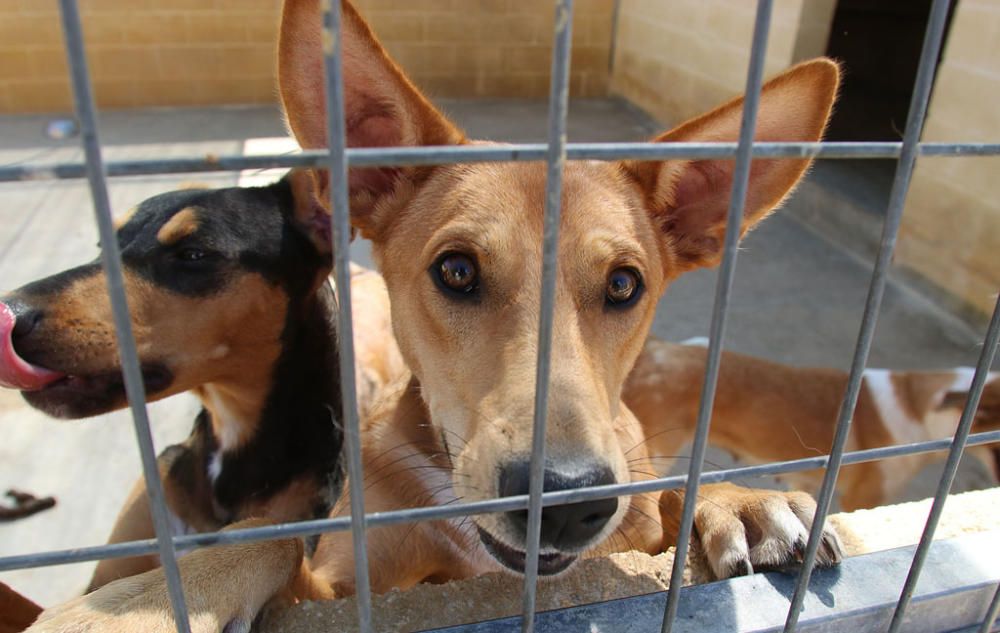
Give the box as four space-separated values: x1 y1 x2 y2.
0 101 994 606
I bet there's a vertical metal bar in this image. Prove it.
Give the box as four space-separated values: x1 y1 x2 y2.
888 293 1000 632
321 2 372 632
979 583 1000 633
55 2 191 632
608 0 621 74
660 2 773 631
781 1 952 630
323 0 372 633
521 1 573 632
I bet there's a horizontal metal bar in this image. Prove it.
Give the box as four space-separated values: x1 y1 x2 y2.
1 430 996 573
423 531 1000 633
3 142 1000 183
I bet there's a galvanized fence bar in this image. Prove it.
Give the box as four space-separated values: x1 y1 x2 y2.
321 2 373 631
888 293 1000 633
981 583 1000 633
55 1 192 632
2 429 998 573
5 142 1000 183
782 1 953 630
661 2 773 631
521 1 573 631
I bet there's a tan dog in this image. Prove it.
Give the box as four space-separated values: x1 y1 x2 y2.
627 339 1000 511
27 1 847 630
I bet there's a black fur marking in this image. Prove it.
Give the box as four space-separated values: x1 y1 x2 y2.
210 282 344 518
115 180 324 298
15 263 102 299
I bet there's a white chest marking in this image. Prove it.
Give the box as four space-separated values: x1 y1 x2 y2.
204 390 245 453
864 369 926 498
208 451 223 483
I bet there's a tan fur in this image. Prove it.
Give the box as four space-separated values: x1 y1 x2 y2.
625 341 1000 512
30 522 302 633
155 208 199 245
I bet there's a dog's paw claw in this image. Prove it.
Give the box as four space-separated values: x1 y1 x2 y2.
816 527 845 567
731 558 754 577
693 486 844 580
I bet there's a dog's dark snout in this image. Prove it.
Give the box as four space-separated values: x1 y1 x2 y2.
4 299 44 341
499 460 618 550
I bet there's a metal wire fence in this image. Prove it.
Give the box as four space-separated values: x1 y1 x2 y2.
1 0 998 632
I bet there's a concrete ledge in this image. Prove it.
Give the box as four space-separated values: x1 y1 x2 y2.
426 531 1000 633
261 488 1000 633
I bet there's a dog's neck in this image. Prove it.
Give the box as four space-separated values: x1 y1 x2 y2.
193 282 343 521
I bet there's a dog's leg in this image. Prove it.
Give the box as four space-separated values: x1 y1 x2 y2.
87 475 161 593
89 443 220 592
659 483 843 579
28 520 302 633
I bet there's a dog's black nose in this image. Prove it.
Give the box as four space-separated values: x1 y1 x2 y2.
499 460 618 551
4 298 43 341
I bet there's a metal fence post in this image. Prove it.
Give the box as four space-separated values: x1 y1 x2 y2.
782 1 953 630
521 1 574 631
55 1 191 632
661 1 773 630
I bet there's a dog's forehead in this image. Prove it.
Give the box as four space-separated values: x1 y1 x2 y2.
423 160 642 233
119 186 285 247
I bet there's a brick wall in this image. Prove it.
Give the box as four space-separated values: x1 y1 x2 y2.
609 0 835 126
356 0 613 98
0 0 613 113
0 0 282 112
896 0 1000 319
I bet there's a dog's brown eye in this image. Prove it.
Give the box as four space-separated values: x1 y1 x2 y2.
606 267 641 307
177 248 208 262
433 252 479 296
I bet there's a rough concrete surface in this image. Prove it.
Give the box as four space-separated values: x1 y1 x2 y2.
0 102 995 607
260 488 1000 633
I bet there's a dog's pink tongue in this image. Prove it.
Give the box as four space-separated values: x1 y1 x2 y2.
0 302 64 390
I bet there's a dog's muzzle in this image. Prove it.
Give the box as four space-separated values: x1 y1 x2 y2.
478 459 618 575
0 301 64 391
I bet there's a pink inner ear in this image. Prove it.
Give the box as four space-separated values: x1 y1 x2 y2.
672 160 727 213
342 88 405 197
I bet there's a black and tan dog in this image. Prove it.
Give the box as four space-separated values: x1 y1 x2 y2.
0 173 366 590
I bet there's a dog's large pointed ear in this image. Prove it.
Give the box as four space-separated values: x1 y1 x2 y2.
621 58 840 274
279 0 465 238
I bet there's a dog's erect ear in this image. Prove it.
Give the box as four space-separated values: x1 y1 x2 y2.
287 168 332 255
621 58 840 273
279 0 464 237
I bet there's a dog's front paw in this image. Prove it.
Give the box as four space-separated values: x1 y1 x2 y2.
29 524 302 633
691 483 843 579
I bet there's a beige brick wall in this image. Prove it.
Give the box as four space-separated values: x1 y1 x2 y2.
356 0 614 99
0 0 613 113
0 0 282 112
609 0 834 126
896 0 1000 318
